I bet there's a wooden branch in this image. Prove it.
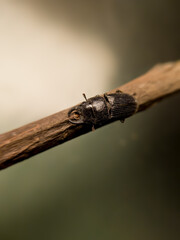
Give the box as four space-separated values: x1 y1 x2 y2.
0 61 180 170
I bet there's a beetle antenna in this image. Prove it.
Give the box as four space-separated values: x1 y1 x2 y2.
82 93 88 101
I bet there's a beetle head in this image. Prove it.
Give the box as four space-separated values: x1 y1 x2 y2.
68 106 85 124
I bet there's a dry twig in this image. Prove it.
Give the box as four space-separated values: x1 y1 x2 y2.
0 61 180 170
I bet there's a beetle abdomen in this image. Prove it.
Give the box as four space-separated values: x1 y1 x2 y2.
105 92 137 120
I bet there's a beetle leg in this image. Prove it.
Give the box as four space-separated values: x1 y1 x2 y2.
104 93 112 117
116 89 123 93
92 125 95 131
104 93 109 103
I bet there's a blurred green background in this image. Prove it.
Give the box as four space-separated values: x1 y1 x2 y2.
0 0 180 239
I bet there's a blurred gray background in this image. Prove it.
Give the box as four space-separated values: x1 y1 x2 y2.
0 0 180 239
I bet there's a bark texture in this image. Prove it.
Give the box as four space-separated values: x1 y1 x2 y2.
0 61 180 170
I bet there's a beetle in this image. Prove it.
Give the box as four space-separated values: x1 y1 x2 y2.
68 90 137 130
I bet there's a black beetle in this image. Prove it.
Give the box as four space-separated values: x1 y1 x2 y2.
68 90 137 130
